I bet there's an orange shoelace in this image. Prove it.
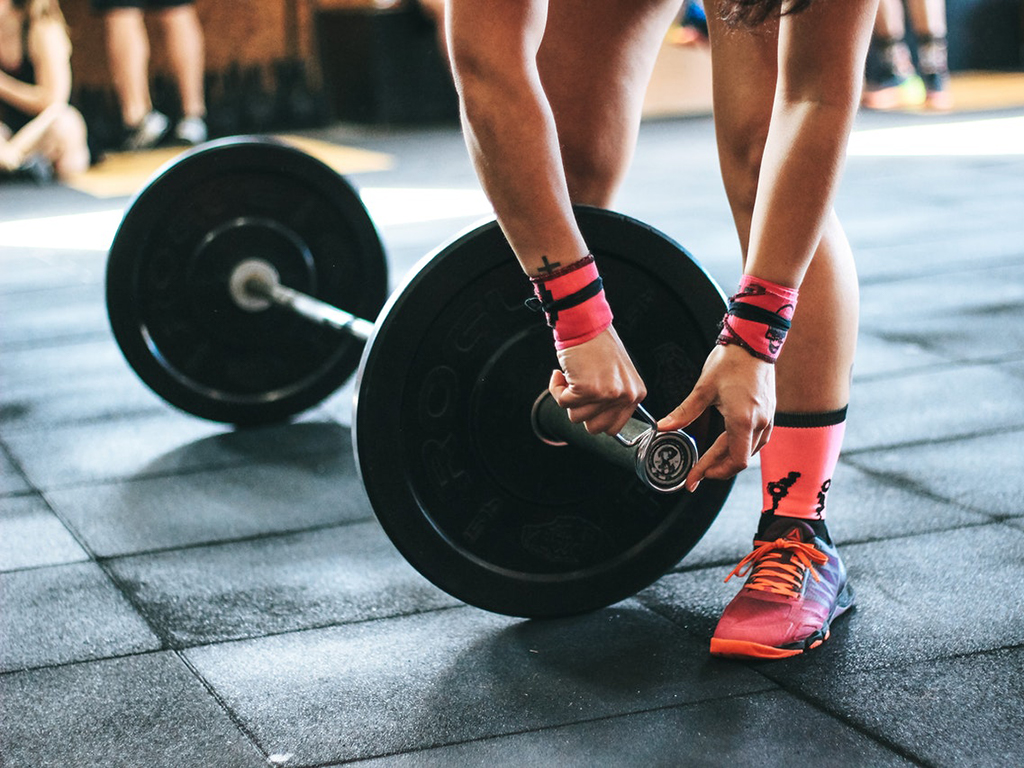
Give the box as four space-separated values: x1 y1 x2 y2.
724 533 829 597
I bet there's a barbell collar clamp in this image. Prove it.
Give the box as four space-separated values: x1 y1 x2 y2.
531 392 697 494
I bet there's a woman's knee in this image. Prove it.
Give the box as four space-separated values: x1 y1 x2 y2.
560 134 628 208
50 107 90 178
717 116 770 217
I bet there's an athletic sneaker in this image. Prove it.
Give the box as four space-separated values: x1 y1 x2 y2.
862 73 926 110
862 37 926 111
123 110 169 151
174 115 208 145
710 518 855 660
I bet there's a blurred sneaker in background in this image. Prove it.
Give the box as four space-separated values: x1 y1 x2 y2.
123 109 169 151
174 115 208 145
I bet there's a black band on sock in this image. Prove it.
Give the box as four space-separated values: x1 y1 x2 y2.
774 406 848 429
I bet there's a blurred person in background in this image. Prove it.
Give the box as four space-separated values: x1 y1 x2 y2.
0 0 89 181
92 0 207 149
862 0 952 110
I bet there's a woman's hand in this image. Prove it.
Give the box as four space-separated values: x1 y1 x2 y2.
549 325 647 437
658 344 776 491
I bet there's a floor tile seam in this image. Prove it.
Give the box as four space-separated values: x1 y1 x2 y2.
856 253 1024 287
0 644 166 677
0 437 36 492
0 488 45 500
88 514 378 563
0 406 172 437
750 670 933 768
756 640 1024 696
852 353 1024 385
0 604 471 678
0 513 375 574
629 595 717 647
752 642 1024 765
841 423 1024 460
171 603 468 655
835 455 1000 520
28 470 277 651
173 648 271 764
0 333 112 354
93 554 179 650
24 441 357 493
318 688 787 767
850 342 1024 375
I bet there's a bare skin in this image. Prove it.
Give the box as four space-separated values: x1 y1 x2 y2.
0 0 89 178
103 3 205 127
448 0 877 486
874 0 947 40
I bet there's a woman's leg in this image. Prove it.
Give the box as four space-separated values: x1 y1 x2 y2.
102 7 153 127
703 1 859 659
538 0 680 206
154 3 206 120
45 106 91 179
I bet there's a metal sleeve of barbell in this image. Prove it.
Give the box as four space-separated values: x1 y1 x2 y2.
267 284 375 341
534 393 642 475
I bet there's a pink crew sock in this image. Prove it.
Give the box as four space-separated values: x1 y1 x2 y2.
760 407 848 521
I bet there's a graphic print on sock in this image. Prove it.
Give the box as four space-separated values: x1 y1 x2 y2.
765 471 801 513
815 479 832 517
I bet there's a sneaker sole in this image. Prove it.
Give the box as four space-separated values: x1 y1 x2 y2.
710 583 856 661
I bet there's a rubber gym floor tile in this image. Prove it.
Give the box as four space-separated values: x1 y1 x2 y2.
768 647 1024 768
844 428 1024 518
843 363 1024 452
0 561 160 673
680 459 988 570
45 449 373 557
639 525 1024 676
350 689 915 768
850 234 1022 284
106 522 460 647
184 602 773 765
852 331 949 381
0 245 105 295
0 652 266 768
858 262 1024 363
0 282 110 352
0 494 87 571
2 414 348 490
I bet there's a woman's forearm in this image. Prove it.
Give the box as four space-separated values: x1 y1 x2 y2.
743 0 876 289
449 0 588 277
742 97 857 288
459 72 589 275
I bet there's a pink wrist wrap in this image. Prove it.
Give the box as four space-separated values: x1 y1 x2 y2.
716 275 799 364
528 254 614 350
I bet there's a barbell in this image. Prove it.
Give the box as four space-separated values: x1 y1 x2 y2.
105 136 734 617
